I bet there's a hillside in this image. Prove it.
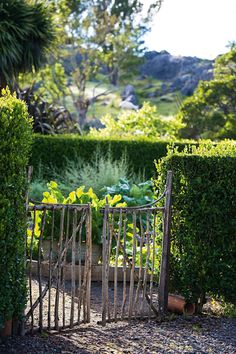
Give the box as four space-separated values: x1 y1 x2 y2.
63 51 214 123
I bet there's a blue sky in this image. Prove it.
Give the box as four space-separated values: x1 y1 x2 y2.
144 0 236 59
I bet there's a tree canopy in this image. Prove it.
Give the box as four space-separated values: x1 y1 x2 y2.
178 47 236 140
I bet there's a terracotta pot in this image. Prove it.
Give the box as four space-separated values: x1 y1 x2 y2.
0 319 12 337
167 294 195 315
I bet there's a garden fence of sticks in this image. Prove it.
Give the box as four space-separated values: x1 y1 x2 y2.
25 202 92 333
100 170 172 325
24 170 172 332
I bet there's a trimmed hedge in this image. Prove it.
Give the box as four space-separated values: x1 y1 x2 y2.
30 135 196 179
0 89 32 328
155 143 236 306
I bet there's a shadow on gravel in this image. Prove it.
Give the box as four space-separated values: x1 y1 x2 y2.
0 316 235 354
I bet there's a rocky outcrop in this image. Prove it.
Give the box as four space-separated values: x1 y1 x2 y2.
121 85 139 105
141 51 213 96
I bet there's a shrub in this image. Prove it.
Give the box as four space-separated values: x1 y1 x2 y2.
0 89 32 328
155 142 236 306
90 102 183 139
53 150 137 198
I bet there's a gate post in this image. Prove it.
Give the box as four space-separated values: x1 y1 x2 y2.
158 170 173 315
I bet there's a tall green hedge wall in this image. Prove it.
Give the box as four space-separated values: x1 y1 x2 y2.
0 89 32 328
30 135 195 179
155 143 236 306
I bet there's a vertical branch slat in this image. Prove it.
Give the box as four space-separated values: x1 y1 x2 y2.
102 200 109 326
141 212 150 316
158 170 173 315
62 206 70 329
55 207 65 330
134 212 144 317
77 212 83 323
128 212 136 319
85 205 92 323
114 209 122 321
70 209 77 328
149 210 156 320
107 211 114 321
29 206 36 332
48 207 55 330
121 214 127 319
38 208 47 332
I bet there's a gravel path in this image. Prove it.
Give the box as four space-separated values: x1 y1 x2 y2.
0 315 235 354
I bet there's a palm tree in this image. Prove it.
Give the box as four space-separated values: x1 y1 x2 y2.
0 0 55 91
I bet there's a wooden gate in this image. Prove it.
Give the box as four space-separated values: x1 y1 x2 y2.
25 202 92 333
101 171 172 325
24 171 172 332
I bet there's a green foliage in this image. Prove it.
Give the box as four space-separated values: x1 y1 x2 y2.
0 0 55 90
0 88 32 327
51 150 136 198
30 134 195 180
104 179 154 206
30 181 126 245
18 86 78 134
41 0 162 127
155 141 236 305
178 47 236 140
90 102 182 139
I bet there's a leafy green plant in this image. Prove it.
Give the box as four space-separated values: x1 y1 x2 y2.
17 86 78 134
0 88 32 327
104 178 154 206
29 181 126 246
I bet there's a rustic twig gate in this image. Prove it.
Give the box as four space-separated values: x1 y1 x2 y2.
24 171 172 332
25 203 92 333
101 171 172 325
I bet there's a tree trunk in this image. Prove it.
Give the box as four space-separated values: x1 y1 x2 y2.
74 98 90 128
108 66 119 86
0 75 8 94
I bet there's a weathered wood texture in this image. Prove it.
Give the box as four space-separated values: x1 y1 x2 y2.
25 203 92 333
101 171 173 324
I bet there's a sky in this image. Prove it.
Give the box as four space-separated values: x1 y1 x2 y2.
144 0 236 60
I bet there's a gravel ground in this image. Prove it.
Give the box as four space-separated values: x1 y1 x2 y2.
1 279 235 353
0 315 235 354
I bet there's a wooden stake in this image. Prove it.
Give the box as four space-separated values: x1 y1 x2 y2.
149 211 156 320
70 209 77 328
48 207 55 330
55 207 65 330
114 209 122 321
134 212 144 317
29 206 36 332
128 212 136 319
38 208 47 332
121 214 127 319
62 206 70 329
85 205 92 323
102 199 109 326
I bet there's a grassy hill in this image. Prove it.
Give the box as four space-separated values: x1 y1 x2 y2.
64 75 183 123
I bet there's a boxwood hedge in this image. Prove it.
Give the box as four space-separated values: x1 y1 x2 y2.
155 143 236 307
30 135 196 179
0 89 32 328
